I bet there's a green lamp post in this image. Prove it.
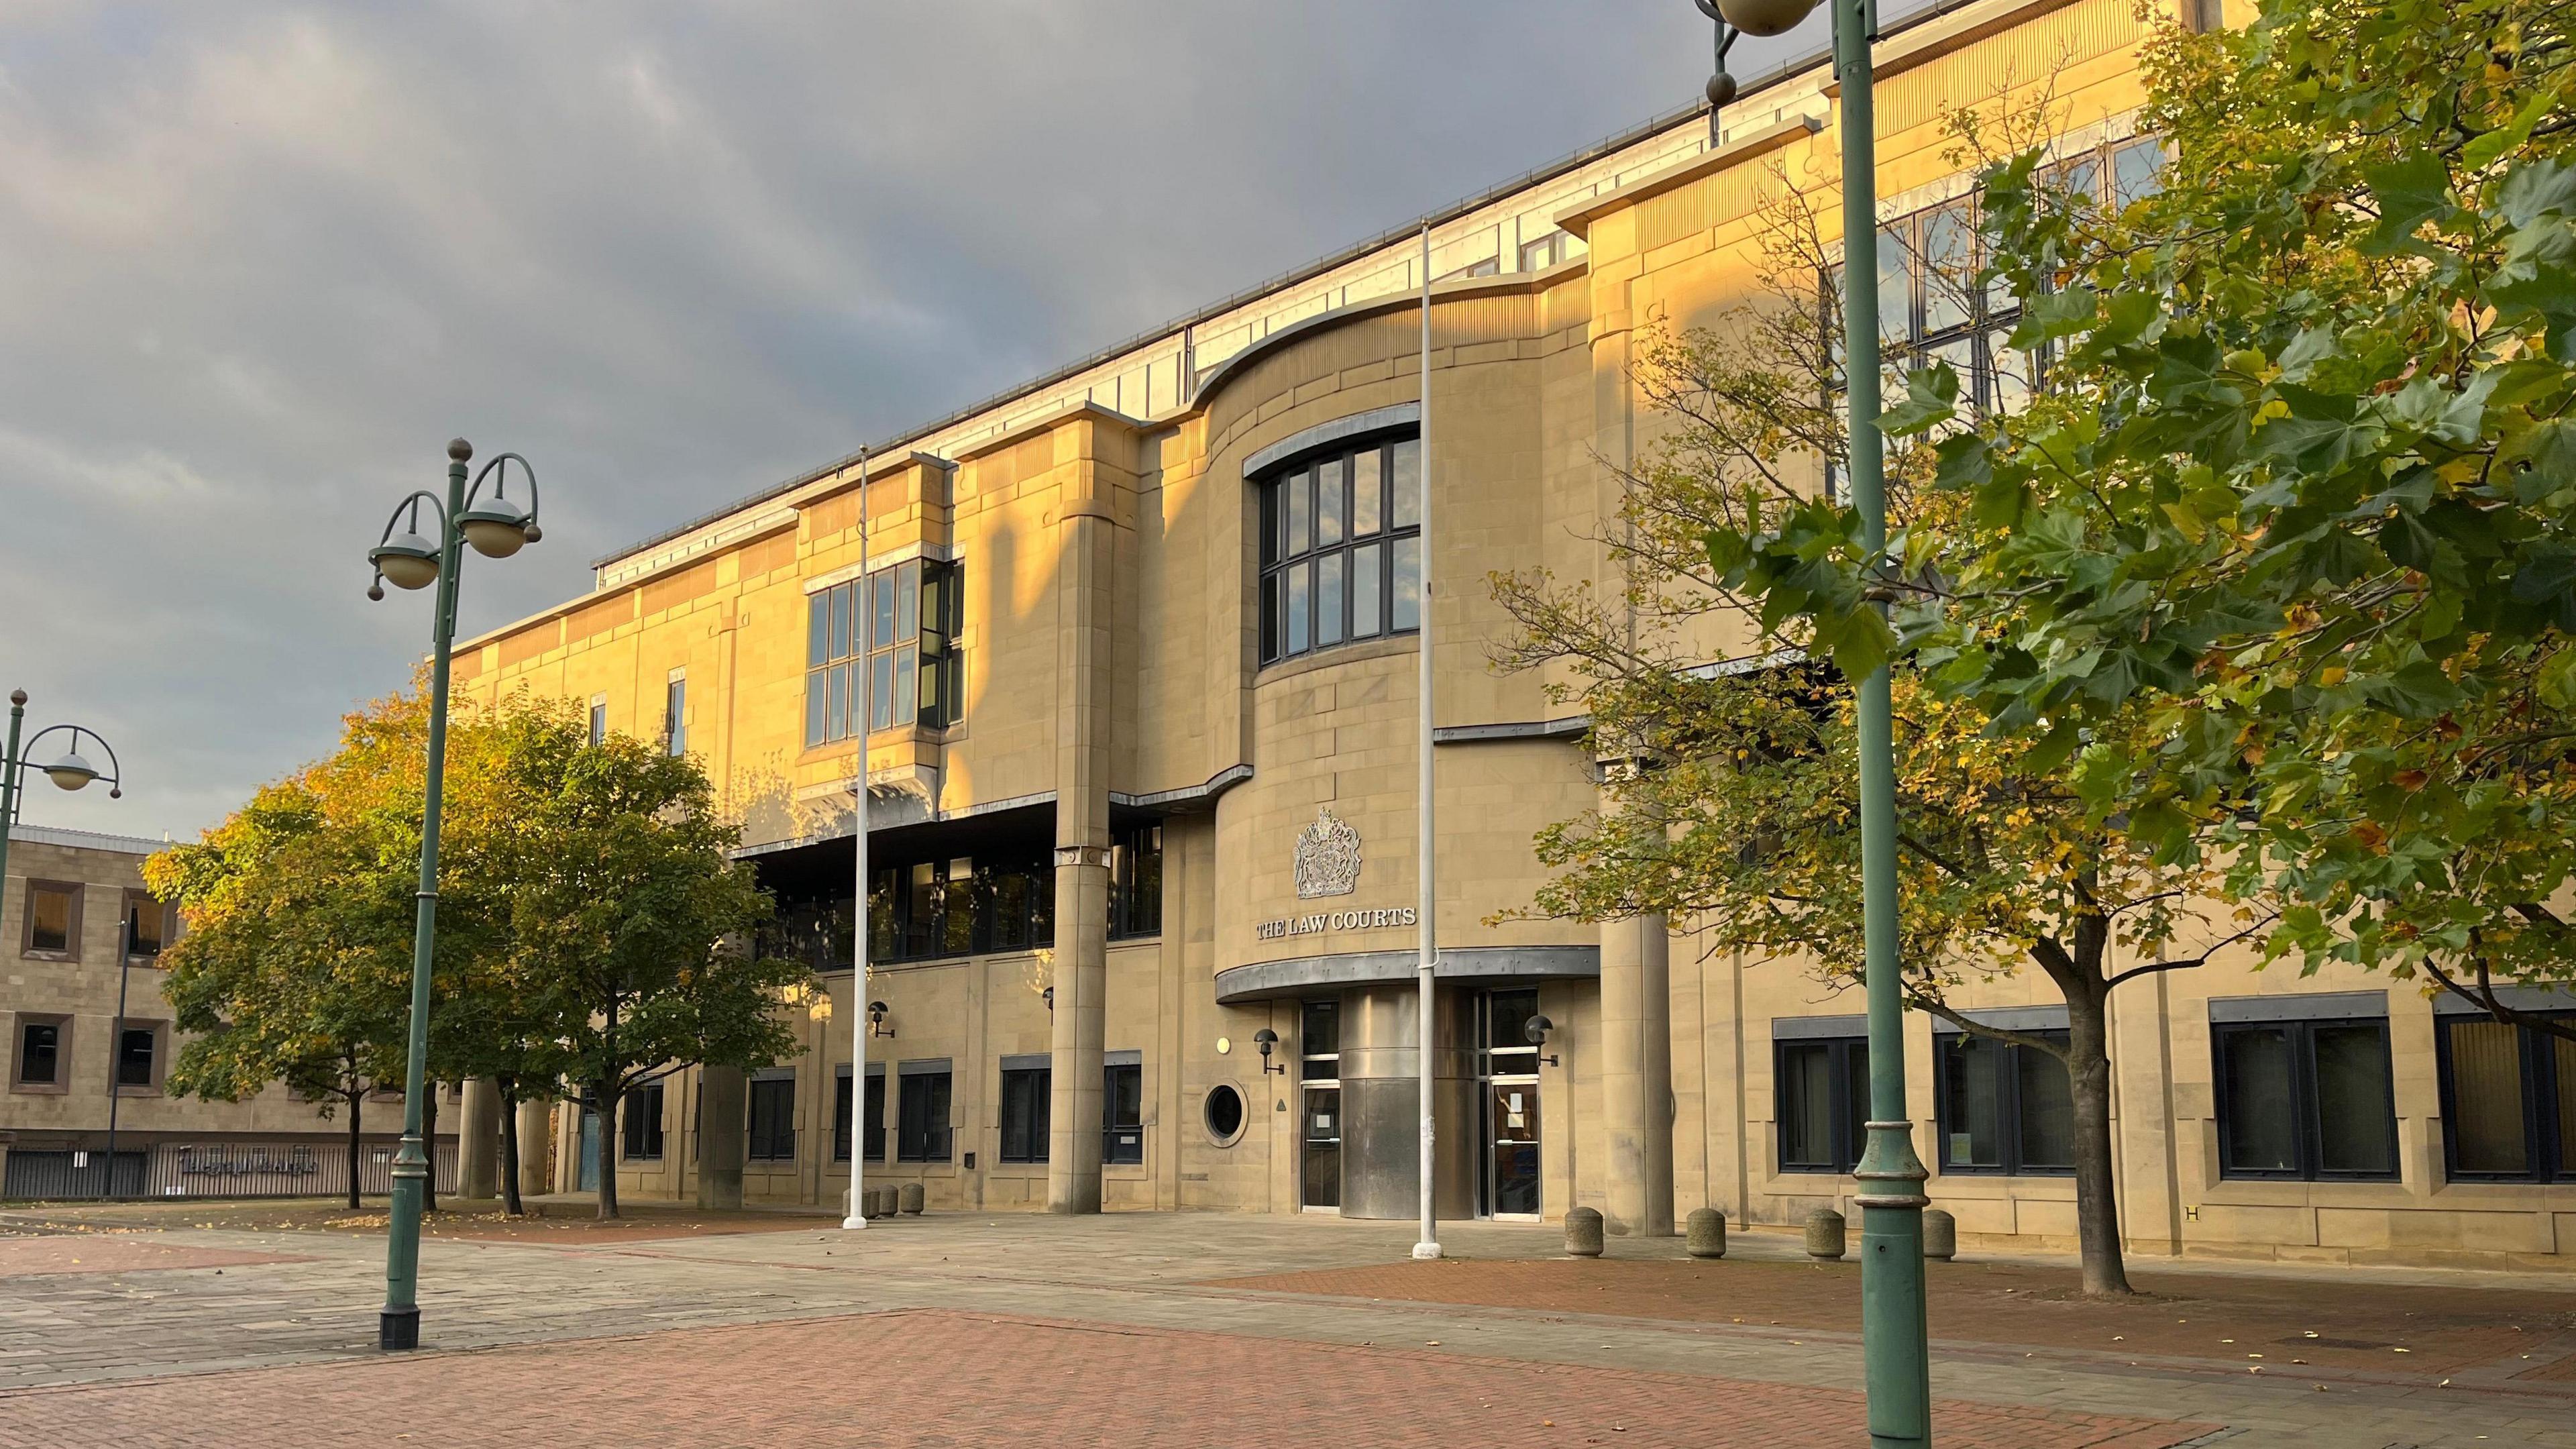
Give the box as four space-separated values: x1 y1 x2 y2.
1705 0 1933 1441
364 437 542 1352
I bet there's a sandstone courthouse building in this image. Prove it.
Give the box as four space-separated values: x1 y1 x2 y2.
458 0 2576 1266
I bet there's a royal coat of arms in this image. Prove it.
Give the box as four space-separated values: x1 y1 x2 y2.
1293 806 1362 899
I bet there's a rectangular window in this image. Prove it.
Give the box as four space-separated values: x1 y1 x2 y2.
25 881 78 957
621 1082 665 1161
1301 999 1340 1075
1775 1032 1870 1174
125 892 171 961
805 560 963 746
113 1026 156 1089
1108 822 1163 940
1000 1065 1050 1163
863 1071 887 1162
15 1019 63 1086
865 853 1047 963
833 1069 855 1162
2214 1015 2398 1181
2439 1012 2575 1183
1935 1028 2074 1176
747 1075 797 1161
587 698 607 747
897 1066 953 1162
1104 1061 1143 1165
664 676 686 756
1258 434 1423 666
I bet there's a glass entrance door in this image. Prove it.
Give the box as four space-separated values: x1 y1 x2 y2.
1480 987 1542 1220
1299 998 1341 1210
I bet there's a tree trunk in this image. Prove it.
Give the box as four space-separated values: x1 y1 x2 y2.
498 1077 525 1217
594 1081 622 1220
345 1087 364 1210
421 1081 439 1214
2063 986 2135 1296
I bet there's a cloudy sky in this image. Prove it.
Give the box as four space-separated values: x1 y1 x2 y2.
1 1 1833 841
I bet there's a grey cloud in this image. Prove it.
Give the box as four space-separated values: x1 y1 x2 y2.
0 0 1827 839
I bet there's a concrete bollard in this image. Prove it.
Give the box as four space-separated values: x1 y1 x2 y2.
865 1187 894 1219
899 1182 925 1216
1804 1208 1847 1261
1564 1205 1605 1258
1923 1208 1956 1261
1685 1207 1727 1259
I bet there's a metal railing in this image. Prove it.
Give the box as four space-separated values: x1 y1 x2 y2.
1 1140 458 1201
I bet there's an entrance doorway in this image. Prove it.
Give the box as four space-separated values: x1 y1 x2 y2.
1480 987 1542 1220
1299 999 1341 1211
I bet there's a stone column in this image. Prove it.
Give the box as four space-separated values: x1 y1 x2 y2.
515 1098 553 1201
456 1078 501 1201
1601 910 1675 1236
697 1065 747 1210
1046 425 1116 1216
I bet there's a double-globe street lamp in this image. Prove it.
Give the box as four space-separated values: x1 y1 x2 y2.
364 437 541 1351
0 694 124 1196
1700 0 1934 1442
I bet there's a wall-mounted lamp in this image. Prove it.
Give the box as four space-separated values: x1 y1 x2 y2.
1252 1028 1285 1075
1042 986 1055 1014
1524 1014 1560 1068
867 1000 893 1038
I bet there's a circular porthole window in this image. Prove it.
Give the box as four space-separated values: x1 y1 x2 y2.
1203 1083 1248 1146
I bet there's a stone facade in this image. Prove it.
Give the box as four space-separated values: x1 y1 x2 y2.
0 824 440 1197
460 0 2574 1266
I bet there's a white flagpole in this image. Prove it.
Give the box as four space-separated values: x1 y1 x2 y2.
1413 224 1442 1261
843 448 871 1231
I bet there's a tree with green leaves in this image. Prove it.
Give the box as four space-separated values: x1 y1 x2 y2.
147 693 489 1209
488 706 812 1219
1491 147 2267 1291
1726 0 2576 1045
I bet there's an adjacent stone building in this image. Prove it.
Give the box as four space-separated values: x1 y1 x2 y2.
1 822 449 1199
459 0 2574 1266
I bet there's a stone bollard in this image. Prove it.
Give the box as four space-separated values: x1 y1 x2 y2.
1804 1208 1847 1261
865 1187 894 1219
1685 1207 1727 1259
1564 1205 1605 1258
899 1182 925 1216
1923 1208 1957 1261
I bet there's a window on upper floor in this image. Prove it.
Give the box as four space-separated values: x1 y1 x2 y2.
588 698 607 747
1259 434 1421 667
1108 822 1162 941
663 674 686 757
125 891 173 963
15 1018 66 1087
1518 231 1570 272
23 881 78 958
805 559 964 748
867 852 1053 964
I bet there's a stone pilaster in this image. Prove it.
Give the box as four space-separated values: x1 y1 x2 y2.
1601 910 1675 1236
1046 419 1121 1214
456 1078 500 1200
515 1097 553 1201
696 1066 747 1210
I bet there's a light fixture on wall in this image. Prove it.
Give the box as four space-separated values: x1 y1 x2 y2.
1252 1028 1286 1075
1042 986 1054 1014
1524 1014 1560 1068
867 1000 893 1038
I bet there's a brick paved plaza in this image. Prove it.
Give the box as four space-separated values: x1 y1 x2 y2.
2 1203 2572 1446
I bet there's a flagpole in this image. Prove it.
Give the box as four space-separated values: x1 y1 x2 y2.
1413 223 1442 1262
843 447 871 1231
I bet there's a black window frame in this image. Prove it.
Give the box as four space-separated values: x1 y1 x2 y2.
896 1067 953 1163
804 559 965 747
663 676 686 757
1103 1062 1143 1165
2211 1016 2401 1183
1108 822 1163 941
1933 1028 2076 1177
1257 432 1422 667
621 1081 666 1161
2434 1010 2576 1184
15 1018 64 1086
1774 1034 1871 1175
999 1065 1050 1164
866 852 1054 965
747 1074 797 1161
